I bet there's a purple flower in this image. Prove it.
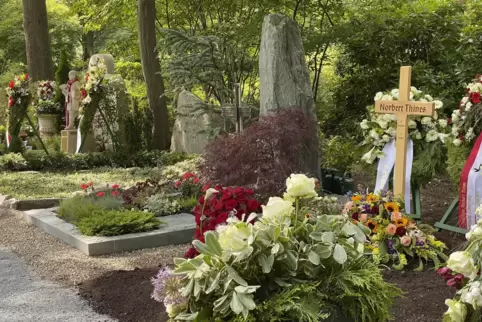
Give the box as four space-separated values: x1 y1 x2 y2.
387 240 396 254
151 267 186 306
416 240 425 247
362 204 371 213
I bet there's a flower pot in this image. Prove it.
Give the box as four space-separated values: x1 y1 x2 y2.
38 114 58 138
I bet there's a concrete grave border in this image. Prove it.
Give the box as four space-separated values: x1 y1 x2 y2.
21 209 195 256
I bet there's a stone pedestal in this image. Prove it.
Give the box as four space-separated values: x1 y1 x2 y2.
61 129 96 154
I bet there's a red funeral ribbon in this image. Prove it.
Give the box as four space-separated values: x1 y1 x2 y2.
459 133 482 229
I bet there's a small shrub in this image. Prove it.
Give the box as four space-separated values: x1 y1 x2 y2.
0 153 27 171
92 195 124 210
173 172 202 199
57 195 104 224
178 196 198 213
200 108 318 197
77 209 162 236
144 193 181 216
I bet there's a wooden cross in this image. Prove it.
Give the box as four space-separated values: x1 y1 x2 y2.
374 66 434 198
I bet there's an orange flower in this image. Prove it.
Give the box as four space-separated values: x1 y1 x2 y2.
365 219 379 233
366 193 379 203
351 195 363 202
391 211 402 221
384 202 399 213
394 216 409 227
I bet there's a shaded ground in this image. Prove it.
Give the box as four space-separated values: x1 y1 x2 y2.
76 175 465 322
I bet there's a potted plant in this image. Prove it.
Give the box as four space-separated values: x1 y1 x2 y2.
36 80 61 137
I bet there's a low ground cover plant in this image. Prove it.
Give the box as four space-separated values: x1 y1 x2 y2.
57 182 162 236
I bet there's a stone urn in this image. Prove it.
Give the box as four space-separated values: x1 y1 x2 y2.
38 114 58 138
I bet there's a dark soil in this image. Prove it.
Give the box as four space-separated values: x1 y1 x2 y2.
78 175 466 322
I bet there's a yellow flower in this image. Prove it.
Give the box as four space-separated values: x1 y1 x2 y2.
351 195 363 202
372 247 380 255
365 219 379 233
384 202 399 213
366 193 379 203
394 216 409 227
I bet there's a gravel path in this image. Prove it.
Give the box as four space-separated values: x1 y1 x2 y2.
0 248 115 322
0 208 186 287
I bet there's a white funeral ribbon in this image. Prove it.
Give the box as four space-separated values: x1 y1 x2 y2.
466 148 482 227
6 129 10 147
76 117 82 153
374 139 413 213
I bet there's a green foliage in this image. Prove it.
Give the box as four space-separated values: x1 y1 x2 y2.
0 150 194 172
54 50 70 105
143 193 181 216
446 142 472 186
411 141 447 187
320 134 362 174
76 209 161 236
57 194 104 223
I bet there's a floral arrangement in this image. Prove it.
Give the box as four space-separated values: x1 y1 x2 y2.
80 59 107 109
184 184 261 258
446 75 482 184
35 80 61 114
5 74 31 152
360 87 449 186
343 192 447 270
155 174 402 321
438 206 482 322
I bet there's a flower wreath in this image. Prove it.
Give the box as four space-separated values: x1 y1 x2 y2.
5 74 31 152
360 87 449 187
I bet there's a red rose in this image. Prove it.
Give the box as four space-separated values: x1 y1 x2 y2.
111 184 119 189
80 183 88 190
8 97 14 107
8 81 14 89
225 199 238 210
247 199 260 212
395 227 406 237
111 191 120 196
472 92 481 104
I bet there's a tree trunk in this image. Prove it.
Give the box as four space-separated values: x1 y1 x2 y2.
137 0 170 150
22 0 54 80
82 31 95 61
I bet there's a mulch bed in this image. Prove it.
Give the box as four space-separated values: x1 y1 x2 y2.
78 175 466 322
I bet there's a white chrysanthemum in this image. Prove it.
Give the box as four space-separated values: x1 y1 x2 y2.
453 138 462 147
369 129 380 140
408 119 417 129
382 134 390 143
452 126 460 135
462 97 469 104
381 94 393 101
465 102 473 112
466 127 475 141
414 131 422 140
425 130 439 142
411 86 422 95
438 119 448 128
439 133 449 144
377 119 388 129
419 98 428 103
383 114 393 122
452 113 460 123
425 94 433 101
374 92 383 101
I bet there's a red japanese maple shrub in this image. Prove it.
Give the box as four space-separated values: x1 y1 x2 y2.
199 108 319 198
184 185 261 258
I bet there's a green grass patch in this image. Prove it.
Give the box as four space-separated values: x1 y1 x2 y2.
0 167 161 199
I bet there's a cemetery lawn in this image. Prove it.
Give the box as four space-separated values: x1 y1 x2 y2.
0 167 160 200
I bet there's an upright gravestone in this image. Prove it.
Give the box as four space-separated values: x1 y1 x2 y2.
170 90 223 154
259 13 320 178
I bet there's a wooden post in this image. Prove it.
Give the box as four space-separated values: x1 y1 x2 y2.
234 83 241 133
374 66 434 198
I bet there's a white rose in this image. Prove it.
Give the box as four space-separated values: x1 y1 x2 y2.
447 251 478 280
444 300 467 322
408 120 417 129
217 221 253 253
425 130 439 142
433 111 438 120
381 94 393 101
459 281 482 307
439 133 449 144
374 92 383 101
438 119 448 128
434 100 444 109
360 119 369 130
262 197 293 220
466 225 482 241
284 174 317 200
453 138 462 147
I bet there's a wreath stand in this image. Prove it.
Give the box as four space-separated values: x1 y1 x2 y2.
434 198 467 234
8 102 49 154
76 95 117 153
